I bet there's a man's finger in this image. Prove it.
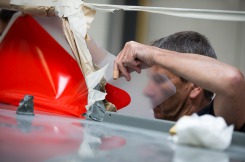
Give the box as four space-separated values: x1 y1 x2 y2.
121 56 142 74
113 62 119 80
113 50 124 80
124 63 141 74
114 59 131 81
118 62 131 81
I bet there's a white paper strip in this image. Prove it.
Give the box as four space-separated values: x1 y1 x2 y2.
8 0 245 21
10 0 58 6
84 3 245 22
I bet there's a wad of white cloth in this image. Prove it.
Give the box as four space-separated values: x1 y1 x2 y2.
170 114 234 150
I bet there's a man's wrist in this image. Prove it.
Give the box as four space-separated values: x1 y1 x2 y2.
152 47 165 66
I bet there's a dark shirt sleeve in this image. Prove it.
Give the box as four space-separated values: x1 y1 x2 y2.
241 124 245 132
197 100 245 133
197 100 215 116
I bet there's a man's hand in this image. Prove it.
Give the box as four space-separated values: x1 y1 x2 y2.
113 41 157 81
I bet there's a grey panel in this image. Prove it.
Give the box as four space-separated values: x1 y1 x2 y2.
0 106 245 162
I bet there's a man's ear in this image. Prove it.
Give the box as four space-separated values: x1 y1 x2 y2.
189 84 203 99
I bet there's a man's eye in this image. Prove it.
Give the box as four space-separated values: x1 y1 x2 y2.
153 75 164 84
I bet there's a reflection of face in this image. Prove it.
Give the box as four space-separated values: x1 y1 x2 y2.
143 69 176 107
143 66 192 121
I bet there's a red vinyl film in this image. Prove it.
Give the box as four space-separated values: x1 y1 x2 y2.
0 15 130 116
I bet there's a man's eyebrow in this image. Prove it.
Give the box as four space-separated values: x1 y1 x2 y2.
153 74 173 84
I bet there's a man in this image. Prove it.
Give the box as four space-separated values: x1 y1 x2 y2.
113 31 245 132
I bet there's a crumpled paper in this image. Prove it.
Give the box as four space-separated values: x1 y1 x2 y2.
171 114 234 150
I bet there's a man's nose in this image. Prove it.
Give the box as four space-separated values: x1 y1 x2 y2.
143 86 155 97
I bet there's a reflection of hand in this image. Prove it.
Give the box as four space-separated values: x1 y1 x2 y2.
113 41 157 81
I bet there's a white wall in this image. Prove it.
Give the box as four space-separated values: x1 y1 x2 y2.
85 0 112 50
86 0 125 55
236 0 245 74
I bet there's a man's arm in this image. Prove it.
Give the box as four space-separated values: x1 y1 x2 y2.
154 47 245 130
114 41 245 130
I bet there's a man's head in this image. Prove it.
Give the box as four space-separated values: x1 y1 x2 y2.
144 31 217 121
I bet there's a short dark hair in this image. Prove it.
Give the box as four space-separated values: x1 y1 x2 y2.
151 31 217 100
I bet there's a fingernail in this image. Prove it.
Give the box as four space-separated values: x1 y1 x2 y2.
113 70 119 80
